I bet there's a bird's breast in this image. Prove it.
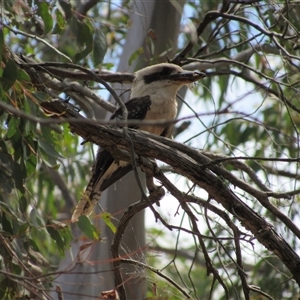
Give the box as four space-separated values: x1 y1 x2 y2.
139 96 177 135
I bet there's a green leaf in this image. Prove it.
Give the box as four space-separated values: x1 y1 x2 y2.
93 29 107 66
36 2 53 35
11 263 22 275
0 169 14 193
2 59 17 80
19 195 28 214
102 212 116 233
70 16 81 40
74 46 92 63
77 22 92 47
71 17 92 47
46 220 65 254
0 29 4 62
27 238 40 252
52 8 65 34
77 215 100 239
26 153 37 176
128 47 144 66
101 62 114 70
0 278 8 298
29 208 44 228
58 0 72 20
6 117 19 138
16 69 31 81
33 91 50 102
0 59 18 91
71 18 93 62
38 136 63 160
28 248 51 268
13 159 25 193
0 151 23 193
0 201 16 217
60 226 72 249
17 222 30 235
1 213 13 235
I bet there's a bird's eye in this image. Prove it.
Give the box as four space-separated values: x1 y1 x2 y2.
160 67 173 76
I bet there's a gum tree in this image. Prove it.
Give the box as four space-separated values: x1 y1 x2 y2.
1 1 300 299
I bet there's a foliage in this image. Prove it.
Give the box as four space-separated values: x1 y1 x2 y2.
0 0 300 300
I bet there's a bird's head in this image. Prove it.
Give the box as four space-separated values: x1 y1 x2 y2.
131 63 206 99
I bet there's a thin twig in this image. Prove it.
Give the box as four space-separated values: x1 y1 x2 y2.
121 258 194 299
3 24 72 62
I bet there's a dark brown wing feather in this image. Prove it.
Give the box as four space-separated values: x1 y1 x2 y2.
90 96 152 192
111 95 151 127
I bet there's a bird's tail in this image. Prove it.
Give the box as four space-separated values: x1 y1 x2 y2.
71 184 101 222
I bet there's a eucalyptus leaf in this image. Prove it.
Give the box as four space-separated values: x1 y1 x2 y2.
93 29 107 66
36 2 53 35
77 215 100 240
0 59 17 91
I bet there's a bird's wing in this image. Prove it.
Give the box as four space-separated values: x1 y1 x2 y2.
90 95 152 192
89 96 153 192
71 96 152 221
114 95 176 137
111 95 152 125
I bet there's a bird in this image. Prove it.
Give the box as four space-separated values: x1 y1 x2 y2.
71 63 206 222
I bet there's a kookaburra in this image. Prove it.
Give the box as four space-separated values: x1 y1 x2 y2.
71 63 205 222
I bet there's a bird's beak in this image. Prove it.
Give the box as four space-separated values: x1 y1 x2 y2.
168 70 206 83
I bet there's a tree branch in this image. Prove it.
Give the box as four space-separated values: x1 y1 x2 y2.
40 100 300 288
